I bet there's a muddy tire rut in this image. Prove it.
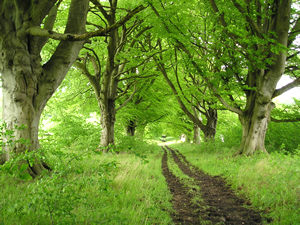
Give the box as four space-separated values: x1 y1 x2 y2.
161 146 264 225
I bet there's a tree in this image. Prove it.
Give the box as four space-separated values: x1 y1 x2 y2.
120 77 170 138
0 0 145 175
123 79 156 137
144 37 219 141
0 0 89 176
205 0 299 155
149 0 300 154
75 0 149 150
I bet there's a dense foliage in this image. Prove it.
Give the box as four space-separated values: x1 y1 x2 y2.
0 0 299 224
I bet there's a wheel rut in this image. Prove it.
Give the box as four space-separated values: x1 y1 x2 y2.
161 146 264 225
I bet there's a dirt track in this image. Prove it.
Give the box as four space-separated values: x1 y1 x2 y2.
161 146 264 225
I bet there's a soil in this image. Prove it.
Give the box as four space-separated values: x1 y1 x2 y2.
161 146 264 225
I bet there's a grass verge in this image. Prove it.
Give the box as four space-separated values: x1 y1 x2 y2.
0 144 173 224
171 143 300 225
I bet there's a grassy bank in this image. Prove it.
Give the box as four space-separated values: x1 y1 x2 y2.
0 143 173 224
172 143 300 225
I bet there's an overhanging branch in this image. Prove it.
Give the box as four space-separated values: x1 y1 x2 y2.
116 85 137 111
90 0 110 20
231 0 263 37
176 42 243 115
28 5 146 41
273 77 300 98
288 17 300 47
150 2 243 116
271 117 300 123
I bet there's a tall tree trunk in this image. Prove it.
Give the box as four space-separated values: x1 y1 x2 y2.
76 1 139 150
193 124 201 144
99 12 119 150
2 64 45 176
0 22 48 176
126 120 136 136
99 99 116 150
239 98 275 155
203 108 218 141
192 106 201 144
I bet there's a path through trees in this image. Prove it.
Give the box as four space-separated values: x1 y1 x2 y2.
161 146 265 224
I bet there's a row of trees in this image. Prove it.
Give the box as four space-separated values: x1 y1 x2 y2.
0 0 299 176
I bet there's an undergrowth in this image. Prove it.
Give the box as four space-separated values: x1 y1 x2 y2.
0 139 173 224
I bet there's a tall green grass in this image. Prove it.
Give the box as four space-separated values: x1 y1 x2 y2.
0 143 173 224
172 143 300 225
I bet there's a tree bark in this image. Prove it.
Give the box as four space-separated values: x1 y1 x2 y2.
0 0 89 176
203 108 217 141
2 65 45 175
126 120 136 136
239 96 275 155
0 20 47 176
99 7 120 150
193 124 201 144
99 74 118 150
192 106 201 144
99 99 116 149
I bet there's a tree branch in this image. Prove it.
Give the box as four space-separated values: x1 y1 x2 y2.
116 85 137 111
271 117 300 123
208 0 245 46
119 74 157 81
35 3 59 53
288 17 300 47
151 0 243 116
27 5 146 41
37 0 89 110
117 49 165 77
145 114 167 124
74 61 97 87
287 51 300 61
83 46 102 80
272 77 300 98
231 0 263 37
31 0 56 26
209 0 227 27
154 57 207 130
90 0 110 20
176 42 243 115
116 81 135 99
